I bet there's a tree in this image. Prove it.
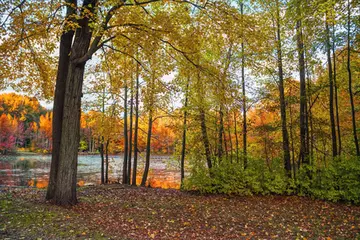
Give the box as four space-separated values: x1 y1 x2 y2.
275 0 291 176
132 62 140 186
346 0 359 156
0 114 16 154
296 0 308 165
180 78 189 186
325 12 337 157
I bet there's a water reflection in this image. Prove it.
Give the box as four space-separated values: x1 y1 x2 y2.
0 155 181 189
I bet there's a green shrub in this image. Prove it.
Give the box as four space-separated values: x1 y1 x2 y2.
184 155 360 203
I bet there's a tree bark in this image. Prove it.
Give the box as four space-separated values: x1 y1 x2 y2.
141 70 155 187
180 79 189 186
200 108 212 170
52 0 98 205
296 0 308 165
122 85 128 184
276 0 291 177
127 79 133 184
241 2 247 169
325 15 337 157
234 112 240 163
289 86 296 179
141 111 153 187
227 113 233 163
347 0 360 156
100 137 105 184
105 138 109 184
217 106 224 160
132 63 140 186
332 25 341 155
46 0 76 201
54 63 86 205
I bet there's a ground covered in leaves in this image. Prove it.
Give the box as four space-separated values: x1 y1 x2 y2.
1 185 359 239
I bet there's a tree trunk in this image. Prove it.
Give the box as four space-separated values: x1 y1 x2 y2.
333 25 341 155
46 0 76 201
276 0 291 177
100 87 105 184
218 106 224 160
52 0 98 205
347 0 360 156
241 2 247 169
200 108 212 170
223 125 228 161
234 112 240 163
132 63 140 186
325 15 337 157
105 138 109 184
307 64 314 162
127 79 133 184
141 111 153 187
54 62 86 205
227 113 233 163
296 0 308 165
289 84 296 179
180 79 189 186
122 85 128 184
100 137 105 184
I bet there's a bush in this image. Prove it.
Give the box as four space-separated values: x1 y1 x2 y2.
184 156 289 196
184 155 360 203
297 157 360 203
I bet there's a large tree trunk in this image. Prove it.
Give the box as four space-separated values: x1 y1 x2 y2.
54 62 85 205
296 0 308 165
132 63 140 186
276 0 291 177
52 0 98 205
347 0 360 156
122 85 128 184
325 15 337 157
46 0 76 201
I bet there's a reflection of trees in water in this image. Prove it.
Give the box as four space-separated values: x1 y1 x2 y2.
1 154 181 189
14 159 32 170
13 160 32 186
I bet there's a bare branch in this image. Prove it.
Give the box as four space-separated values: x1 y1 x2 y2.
1 0 26 29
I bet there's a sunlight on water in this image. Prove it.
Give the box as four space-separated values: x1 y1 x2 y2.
0 154 181 190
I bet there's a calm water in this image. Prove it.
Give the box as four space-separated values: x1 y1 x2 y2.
0 154 181 189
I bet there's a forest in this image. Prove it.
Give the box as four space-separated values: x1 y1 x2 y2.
1 0 360 239
0 92 176 154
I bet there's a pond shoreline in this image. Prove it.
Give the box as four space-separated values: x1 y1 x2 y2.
0 154 180 190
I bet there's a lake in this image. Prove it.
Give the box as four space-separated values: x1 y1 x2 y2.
0 154 181 189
